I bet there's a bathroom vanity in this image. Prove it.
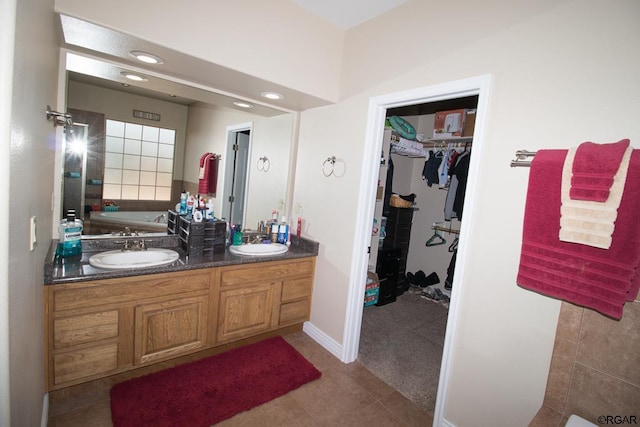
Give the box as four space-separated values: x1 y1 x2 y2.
43 236 318 391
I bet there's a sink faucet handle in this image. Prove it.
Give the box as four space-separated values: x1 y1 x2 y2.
139 239 154 250
114 239 132 250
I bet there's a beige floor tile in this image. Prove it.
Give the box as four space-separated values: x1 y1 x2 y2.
381 391 434 427
48 332 430 427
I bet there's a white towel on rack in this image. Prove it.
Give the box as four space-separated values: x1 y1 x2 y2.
559 145 632 249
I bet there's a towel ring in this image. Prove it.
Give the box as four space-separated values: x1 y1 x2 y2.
257 156 270 172
322 156 346 178
322 156 336 177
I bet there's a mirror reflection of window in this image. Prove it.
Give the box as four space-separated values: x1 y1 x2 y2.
103 119 176 201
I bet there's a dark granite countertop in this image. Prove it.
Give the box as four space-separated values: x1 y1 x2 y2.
44 234 319 285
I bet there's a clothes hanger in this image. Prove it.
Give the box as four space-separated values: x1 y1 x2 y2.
426 229 447 246
448 237 459 252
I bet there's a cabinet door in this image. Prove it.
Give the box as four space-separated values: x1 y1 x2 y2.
134 294 209 365
217 282 277 343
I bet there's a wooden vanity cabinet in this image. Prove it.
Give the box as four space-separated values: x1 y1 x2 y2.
216 258 316 343
45 269 213 390
45 257 315 391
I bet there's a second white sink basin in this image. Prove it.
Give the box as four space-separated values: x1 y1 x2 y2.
229 243 289 256
89 248 180 270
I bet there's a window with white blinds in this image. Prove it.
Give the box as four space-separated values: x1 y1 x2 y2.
103 120 175 201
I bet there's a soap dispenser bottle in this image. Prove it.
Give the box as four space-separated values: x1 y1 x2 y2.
56 209 83 258
278 216 288 244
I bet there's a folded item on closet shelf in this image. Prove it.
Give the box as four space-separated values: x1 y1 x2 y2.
559 145 632 249
569 139 630 201
516 149 640 320
390 137 427 157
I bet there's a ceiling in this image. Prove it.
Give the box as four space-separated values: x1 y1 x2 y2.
293 0 407 30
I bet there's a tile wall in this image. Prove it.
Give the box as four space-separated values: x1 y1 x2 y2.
530 300 640 426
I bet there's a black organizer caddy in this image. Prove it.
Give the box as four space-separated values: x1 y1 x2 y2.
167 210 226 255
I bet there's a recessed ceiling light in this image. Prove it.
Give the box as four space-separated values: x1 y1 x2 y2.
120 71 148 82
233 101 254 108
260 91 283 100
129 51 164 65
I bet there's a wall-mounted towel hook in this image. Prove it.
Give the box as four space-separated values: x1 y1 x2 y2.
322 156 346 178
257 156 270 172
46 105 74 133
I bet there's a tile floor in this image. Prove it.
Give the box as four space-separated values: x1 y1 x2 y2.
48 331 433 426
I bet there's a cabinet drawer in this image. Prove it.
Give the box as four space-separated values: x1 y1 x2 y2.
54 310 119 349
281 278 312 302
280 299 310 325
53 341 118 385
220 259 314 287
52 271 211 311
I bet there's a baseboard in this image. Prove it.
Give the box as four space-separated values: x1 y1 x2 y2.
302 321 343 361
440 418 455 427
41 393 48 427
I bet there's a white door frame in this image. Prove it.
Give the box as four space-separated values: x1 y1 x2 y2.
221 122 253 225
344 75 492 426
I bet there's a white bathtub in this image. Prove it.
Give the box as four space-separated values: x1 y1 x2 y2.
89 210 169 231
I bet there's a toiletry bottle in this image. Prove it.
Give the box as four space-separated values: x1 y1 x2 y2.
271 222 278 243
186 194 195 219
278 216 288 244
56 209 83 258
206 198 214 220
297 217 302 238
180 190 187 214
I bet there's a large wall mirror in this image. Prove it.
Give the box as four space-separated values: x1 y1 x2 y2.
57 50 295 237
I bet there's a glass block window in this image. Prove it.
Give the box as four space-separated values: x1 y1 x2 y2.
103 120 175 200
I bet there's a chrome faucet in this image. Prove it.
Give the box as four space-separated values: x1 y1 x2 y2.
116 239 153 251
119 227 139 236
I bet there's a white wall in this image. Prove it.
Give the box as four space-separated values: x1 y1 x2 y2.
54 0 344 102
294 1 640 426
7 0 59 424
67 80 189 179
0 1 16 424
183 104 293 227
6 1 640 426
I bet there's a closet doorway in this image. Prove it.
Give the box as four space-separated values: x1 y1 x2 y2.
221 124 252 226
359 95 478 413
343 75 492 427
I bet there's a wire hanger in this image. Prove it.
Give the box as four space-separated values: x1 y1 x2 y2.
448 237 459 252
426 229 447 246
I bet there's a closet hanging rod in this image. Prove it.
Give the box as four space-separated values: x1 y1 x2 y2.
510 150 537 167
390 133 472 149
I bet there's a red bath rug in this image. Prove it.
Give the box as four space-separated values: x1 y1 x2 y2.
110 336 321 426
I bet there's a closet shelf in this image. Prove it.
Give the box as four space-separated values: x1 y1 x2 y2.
432 224 460 235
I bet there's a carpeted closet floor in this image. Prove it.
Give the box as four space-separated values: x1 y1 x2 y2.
358 288 449 411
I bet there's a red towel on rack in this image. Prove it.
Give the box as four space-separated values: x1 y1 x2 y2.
198 152 219 195
517 149 640 319
570 139 630 201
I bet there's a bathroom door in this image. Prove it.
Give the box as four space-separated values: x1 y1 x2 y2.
222 128 251 226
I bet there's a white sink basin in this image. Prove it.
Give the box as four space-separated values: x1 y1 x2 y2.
89 248 180 270
229 243 288 256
